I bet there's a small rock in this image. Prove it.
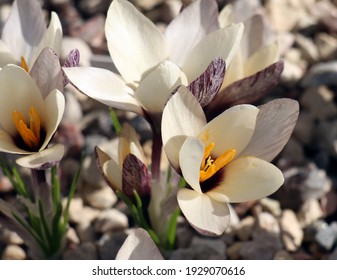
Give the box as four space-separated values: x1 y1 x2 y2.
273 250 293 260
65 197 84 224
226 242 244 260
82 184 117 210
279 138 305 164
65 227 80 245
315 32 337 60
1 245 26 260
76 221 96 243
63 242 97 260
81 154 108 187
94 209 128 233
259 198 282 217
190 236 226 257
295 33 319 63
281 59 304 84
301 61 337 87
239 238 281 260
297 199 324 228
315 120 337 157
97 231 128 260
279 209 303 252
0 227 24 245
253 212 281 237
315 222 337 251
235 216 255 241
293 111 315 145
62 91 83 125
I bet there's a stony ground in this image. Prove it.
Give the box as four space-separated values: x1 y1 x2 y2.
1 0 337 260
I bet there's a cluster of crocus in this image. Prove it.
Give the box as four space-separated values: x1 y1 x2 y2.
64 0 299 241
0 0 300 258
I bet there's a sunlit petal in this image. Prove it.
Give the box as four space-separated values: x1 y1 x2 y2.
63 66 143 115
165 0 219 66
177 188 230 236
106 0 168 83
181 23 243 82
208 157 284 203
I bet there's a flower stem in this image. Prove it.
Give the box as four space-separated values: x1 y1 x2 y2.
31 169 46 188
151 132 162 181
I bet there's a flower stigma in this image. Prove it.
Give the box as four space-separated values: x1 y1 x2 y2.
20 56 29 72
12 107 41 151
199 142 236 182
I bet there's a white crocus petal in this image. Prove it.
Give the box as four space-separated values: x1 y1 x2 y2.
179 137 204 193
135 61 188 113
177 188 230 236
0 40 16 67
119 123 147 166
208 157 284 203
106 0 168 83
162 87 206 169
218 4 233 28
198 104 259 157
0 130 29 154
41 89 65 150
243 42 279 77
116 228 163 260
0 65 45 136
221 49 244 88
240 98 299 162
165 0 219 67
16 143 65 169
1 0 46 61
102 159 122 192
63 67 143 115
29 12 63 69
181 23 244 82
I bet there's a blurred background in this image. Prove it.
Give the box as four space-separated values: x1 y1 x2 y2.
0 0 337 260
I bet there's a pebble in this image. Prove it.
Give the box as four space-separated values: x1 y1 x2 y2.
235 216 255 241
0 227 24 245
82 184 117 210
315 222 337 251
94 209 129 233
76 221 96 243
97 231 128 260
259 198 282 217
301 61 337 87
63 242 98 260
297 199 324 228
1 245 26 260
279 209 303 252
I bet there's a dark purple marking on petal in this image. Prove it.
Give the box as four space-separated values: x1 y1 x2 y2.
187 57 226 107
63 49 80 86
122 154 151 198
205 60 284 120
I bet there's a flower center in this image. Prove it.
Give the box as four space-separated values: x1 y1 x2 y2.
199 142 236 182
12 107 41 151
20 56 29 72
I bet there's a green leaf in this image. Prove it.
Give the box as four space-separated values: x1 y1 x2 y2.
165 208 180 250
110 108 122 135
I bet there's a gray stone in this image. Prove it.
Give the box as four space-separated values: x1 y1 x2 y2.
76 221 97 243
97 231 128 260
235 216 255 241
315 32 337 60
295 33 319 62
315 222 337 251
297 199 324 228
82 184 117 210
273 250 293 260
0 227 24 245
301 61 337 87
190 236 226 257
259 198 282 217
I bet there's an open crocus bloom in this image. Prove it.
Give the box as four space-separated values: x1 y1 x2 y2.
162 87 299 235
95 123 151 198
63 0 243 123
0 65 65 169
0 0 62 72
204 6 283 119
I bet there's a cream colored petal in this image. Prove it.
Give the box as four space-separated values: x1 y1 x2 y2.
179 137 204 193
240 98 299 161
165 0 218 66
135 60 188 113
221 49 244 88
177 188 230 236
41 89 65 150
0 129 31 154
208 157 284 203
0 40 16 67
181 23 243 82
63 66 143 115
162 87 206 169
0 65 45 136
244 42 279 77
1 0 46 61
16 144 65 169
103 159 122 192
29 12 63 69
116 228 163 260
119 123 147 167
218 4 233 28
106 0 168 83
198 104 259 157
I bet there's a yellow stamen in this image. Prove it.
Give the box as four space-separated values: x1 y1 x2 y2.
20 56 29 73
199 142 236 182
12 107 41 150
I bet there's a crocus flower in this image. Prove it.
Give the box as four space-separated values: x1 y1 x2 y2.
0 0 62 72
0 64 65 169
95 123 151 198
204 6 284 120
63 0 243 126
161 87 299 235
